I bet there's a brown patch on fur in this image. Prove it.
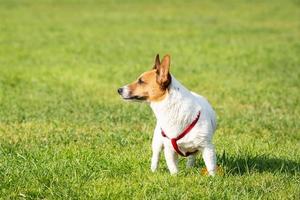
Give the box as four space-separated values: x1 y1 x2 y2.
127 70 169 102
153 54 160 69
125 54 172 102
156 55 171 89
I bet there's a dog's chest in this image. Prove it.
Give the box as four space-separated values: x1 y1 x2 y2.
160 110 214 152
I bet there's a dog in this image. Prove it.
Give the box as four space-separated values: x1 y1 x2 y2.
118 54 217 175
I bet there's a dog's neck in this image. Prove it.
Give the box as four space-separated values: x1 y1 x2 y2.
150 75 201 138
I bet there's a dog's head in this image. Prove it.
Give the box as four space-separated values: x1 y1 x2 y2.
118 54 171 102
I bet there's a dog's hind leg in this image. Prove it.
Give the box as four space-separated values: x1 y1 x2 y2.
151 124 163 172
186 154 196 168
202 144 217 176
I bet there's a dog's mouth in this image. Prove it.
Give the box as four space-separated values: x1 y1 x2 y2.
122 95 147 101
118 87 147 102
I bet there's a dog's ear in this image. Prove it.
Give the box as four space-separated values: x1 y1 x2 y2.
153 54 160 69
156 54 171 89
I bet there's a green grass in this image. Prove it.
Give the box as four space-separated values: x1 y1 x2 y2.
0 0 299 199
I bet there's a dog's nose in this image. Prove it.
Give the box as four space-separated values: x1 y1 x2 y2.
117 87 123 94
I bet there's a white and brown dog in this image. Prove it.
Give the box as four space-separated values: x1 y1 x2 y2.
118 54 217 175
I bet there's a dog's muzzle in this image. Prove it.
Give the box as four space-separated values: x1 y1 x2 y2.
117 86 146 101
117 86 131 99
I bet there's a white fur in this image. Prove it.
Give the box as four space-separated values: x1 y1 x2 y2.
121 86 131 99
150 75 217 175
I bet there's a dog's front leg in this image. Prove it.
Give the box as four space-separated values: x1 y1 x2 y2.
151 125 163 172
164 146 178 175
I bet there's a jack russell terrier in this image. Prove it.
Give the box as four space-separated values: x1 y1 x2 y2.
118 54 217 175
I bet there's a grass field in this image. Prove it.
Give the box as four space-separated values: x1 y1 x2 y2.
0 0 299 199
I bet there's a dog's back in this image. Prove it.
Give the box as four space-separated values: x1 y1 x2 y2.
191 92 217 132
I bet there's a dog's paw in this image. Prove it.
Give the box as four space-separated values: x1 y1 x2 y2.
169 168 179 175
170 171 178 176
150 164 157 172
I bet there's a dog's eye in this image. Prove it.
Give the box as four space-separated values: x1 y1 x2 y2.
138 78 145 84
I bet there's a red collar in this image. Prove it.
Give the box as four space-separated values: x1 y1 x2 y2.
161 111 201 157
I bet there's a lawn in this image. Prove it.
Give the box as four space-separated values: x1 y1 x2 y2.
0 0 299 199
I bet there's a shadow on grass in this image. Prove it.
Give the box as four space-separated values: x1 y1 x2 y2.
218 151 300 175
